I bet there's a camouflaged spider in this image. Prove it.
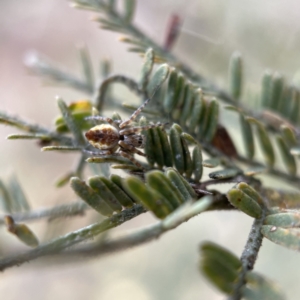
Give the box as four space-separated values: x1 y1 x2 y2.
84 97 166 169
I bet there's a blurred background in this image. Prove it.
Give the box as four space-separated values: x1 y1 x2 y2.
1 0 300 299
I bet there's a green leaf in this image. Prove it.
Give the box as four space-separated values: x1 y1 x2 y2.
143 128 156 166
270 73 285 111
180 83 195 126
261 225 300 251
8 175 31 212
139 48 154 91
200 241 241 294
165 168 195 202
0 179 13 213
236 182 263 206
122 176 171 219
203 99 219 142
224 105 240 112
276 135 297 175
70 177 114 216
110 174 135 206
202 157 220 168
55 172 75 188
146 171 182 209
55 111 91 133
42 146 82 152
157 126 173 167
209 168 239 180
201 241 242 269
163 70 184 113
227 188 262 218
86 156 129 164
147 64 170 97
228 51 243 100
192 146 203 181
5 216 38 248
264 213 300 228
280 125 297 148
243 272 285 300
170 124 185 174
123 0 136 23
240 114 255 159
264 189 300 209
7 133 52 140
289 89 300 123
150 127 165 168
57 98 85 146
181 134 193 178
88 176 123 212
100 177 134 208
243 166 267 176
248 118 275 167
189 89 205 133
260 70 273 108
163 69 178 113
257 125 275 167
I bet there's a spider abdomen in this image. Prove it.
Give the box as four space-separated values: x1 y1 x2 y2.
85 124 120 150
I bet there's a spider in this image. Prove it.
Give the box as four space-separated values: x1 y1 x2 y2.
84 97 166 169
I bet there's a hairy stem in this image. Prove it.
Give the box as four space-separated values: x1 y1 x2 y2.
94 74 146 111
0 202 90 225
0 204 146 271
15 198 214 263
228 209 266 300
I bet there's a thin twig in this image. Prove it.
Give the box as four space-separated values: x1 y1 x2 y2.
0 111 73 145
94 74 147 111
228 208 266 300
237 154 300 189
0 202 89 225
24 51 93 94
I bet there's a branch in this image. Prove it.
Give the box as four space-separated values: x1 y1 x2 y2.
24 51 93 94
33 197 215 259
228 207 266 300
94 74 146 111
237 154 300 189
0 202 89 225
0 204 146 271
0 111 73 145
74 1 300 149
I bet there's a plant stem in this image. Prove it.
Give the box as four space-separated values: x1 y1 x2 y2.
0 204 146 271
0 202 89 225
83 0 300 146
28 198 215 260
94 74 146 111
228 208 266 300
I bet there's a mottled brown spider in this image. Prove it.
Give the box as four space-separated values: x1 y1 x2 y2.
84 97 166 169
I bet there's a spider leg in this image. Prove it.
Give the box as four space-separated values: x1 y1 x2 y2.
119 122 167 135
119 97 152 128
118 141 146 157
85 116 115 126
119 150 145 170
113 120 122 125
83 148 112 156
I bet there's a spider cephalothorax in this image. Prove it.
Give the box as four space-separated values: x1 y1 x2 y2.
84 97 166 169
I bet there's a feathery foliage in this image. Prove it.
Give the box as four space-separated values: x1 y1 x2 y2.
2 1 300 299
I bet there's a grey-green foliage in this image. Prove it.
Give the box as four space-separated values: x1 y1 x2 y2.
1 1 300 299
